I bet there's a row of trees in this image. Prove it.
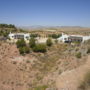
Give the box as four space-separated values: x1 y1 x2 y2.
0 30 10 37
16 37 53 55
30 33 61 39
0 24 17 37
48 34 61 39
30 34 39 38
0 24 16 28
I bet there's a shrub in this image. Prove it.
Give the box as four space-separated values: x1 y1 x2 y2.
19 47 24 54
78 82 85 90
34 85 48 90
55 39 58 44
78 71 90 90
19 46 30 54
46 38 53 46
76 52 81 58
16 39 26 48
33 44 46 53
84 72 90 86
87 48 90 54
29 37 36 48
30 34 38 38
16 39 30 55
74 41 81 45
23 46 30 54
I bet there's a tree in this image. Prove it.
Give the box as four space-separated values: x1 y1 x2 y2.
46 38 53 46
48 34 62 39
0 24 16 28
3 31 9 37
29 37 36 48
30 34 38 38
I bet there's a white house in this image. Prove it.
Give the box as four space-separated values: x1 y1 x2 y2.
57 33 69 43
58 33 90 43
83 36 90 42
8 33 30 41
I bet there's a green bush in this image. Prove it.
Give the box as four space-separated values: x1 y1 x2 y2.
29 37 36 48
23 46 30 54
78 82 85 90
55 39 58 44
46 38 53 46
84 72 90 86
19 46 30 54
87 48 90 54
19 47 25 54
16 39 26 48
78 71 90 90
76 52 81 58
16 39 30 54
30 34 39 38
34 85 48 90
33 44 46 53
73 41 81 45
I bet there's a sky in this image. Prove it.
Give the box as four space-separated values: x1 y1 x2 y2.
0 0 90 27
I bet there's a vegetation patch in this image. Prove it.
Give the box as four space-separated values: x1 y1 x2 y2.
48 34 61 39
30 34 39 38
46 38 53 46
33 44 46 53
16 39 30 54
34 85 48 90
29 37 36 48
87 48 90 54
78 71 90 90
75 52 82 58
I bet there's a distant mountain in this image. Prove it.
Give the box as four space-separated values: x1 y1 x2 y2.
18 25 47 30
18 25 85 30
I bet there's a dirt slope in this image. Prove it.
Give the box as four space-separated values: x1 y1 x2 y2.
0 43 37 90
56 55 90 90
0 42 89 90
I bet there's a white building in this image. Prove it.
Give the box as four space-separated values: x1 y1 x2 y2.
57 33 69 43
58 33 90 43
83 36 90 42
8 33 30 42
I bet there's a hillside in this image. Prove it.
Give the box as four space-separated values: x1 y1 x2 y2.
21 26 90 34
0 40 90 90
0 24 29 37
